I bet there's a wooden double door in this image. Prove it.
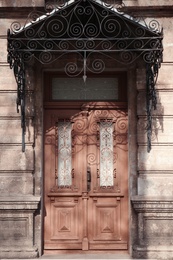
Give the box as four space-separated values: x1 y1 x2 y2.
44 101 128 253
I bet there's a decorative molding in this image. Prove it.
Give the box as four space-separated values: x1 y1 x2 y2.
132 196 173 213
0 196 40 210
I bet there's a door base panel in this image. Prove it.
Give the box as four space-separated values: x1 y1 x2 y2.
44 242 82 250
43 250 129 255
89 242 128 250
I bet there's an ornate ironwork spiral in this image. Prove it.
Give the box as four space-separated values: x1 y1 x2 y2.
86 40 95 49
39 51 52 63
143 51 153 63
101 40 112 50
94 110 102 117
133 39 144 49
149 20 160 33
28 11 41 23
74 118 88 133
87 153 97 165
65 62 80 77
69 23 83 37
25 27 36 38
44 1 55 12
59 40 69 50
11 21 22 33
85 6 93 16
116 40 127 50
122 29 131 38
101 110 109 117
120 51 134 64
13 40 22 49
22 52 33 62
101 8 109 16
135 27 145 37
45 0 67 12
75 40 84 49
117 118 127 132
91 59 105 73
47 18 66 37
27 40 38 50
85 24 99 37
89 121 98 133
44 40 54 50
115 134 127 145
38 30 47 38
102 17 121 37
75 5 85 16
149 39 159 48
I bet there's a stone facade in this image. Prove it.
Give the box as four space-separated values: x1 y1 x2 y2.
0 0 173 259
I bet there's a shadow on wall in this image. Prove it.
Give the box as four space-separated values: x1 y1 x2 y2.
151 93 164 143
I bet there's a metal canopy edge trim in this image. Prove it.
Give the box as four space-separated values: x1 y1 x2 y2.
7 0 163 152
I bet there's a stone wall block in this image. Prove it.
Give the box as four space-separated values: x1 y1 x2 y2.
161 18 173 62
0 92 17 116
0 146 34 171
157 63 173 87
138 146 173 171
0 39 8 62
138 174 173 196
0 0 44 7
137 90 166 116
0 19 25 35
137 116 173 144
0 119 34 144
0 197 40 258
136 68 146 90
125 0 173 6
0 172 33 195
132 197 173 259
0 67 17 90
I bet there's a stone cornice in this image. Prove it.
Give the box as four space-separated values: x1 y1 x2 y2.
0 196 40 210
131 196 173 212
0 7 44 18
1 5 173 18
123 6 173 17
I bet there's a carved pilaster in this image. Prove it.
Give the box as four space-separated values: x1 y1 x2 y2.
132 196 173 259
0 196 40 259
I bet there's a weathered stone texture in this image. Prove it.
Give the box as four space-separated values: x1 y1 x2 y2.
0 119 34 143
138 146 173 171
137 90 172 116
0 39 7 62
132 198 173 259
138 174 173 196
0 1 173 259
0 0 44 7
157 63 173 87
0 19 25 35
137 116 173 144
160 18 173 62
0 197 40 258
0 146 34 171
125 0 173 6
0 172 33 195
0 67 17 90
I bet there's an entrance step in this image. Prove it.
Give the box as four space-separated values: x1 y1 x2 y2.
40 254 132 259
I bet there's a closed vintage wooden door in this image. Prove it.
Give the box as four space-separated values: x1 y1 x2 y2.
44 74 128 253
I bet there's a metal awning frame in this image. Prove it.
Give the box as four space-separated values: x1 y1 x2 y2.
7 0 163 152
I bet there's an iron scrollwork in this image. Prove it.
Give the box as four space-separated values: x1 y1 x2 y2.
7 0 163 152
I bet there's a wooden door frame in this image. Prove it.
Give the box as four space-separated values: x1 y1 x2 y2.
40 67 138 254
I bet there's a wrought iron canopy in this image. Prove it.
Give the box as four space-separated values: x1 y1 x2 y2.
7 0 163 152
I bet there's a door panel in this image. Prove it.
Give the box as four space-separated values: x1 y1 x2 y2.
44 102 128 252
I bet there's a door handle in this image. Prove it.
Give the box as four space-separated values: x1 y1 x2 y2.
87 166 91 191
